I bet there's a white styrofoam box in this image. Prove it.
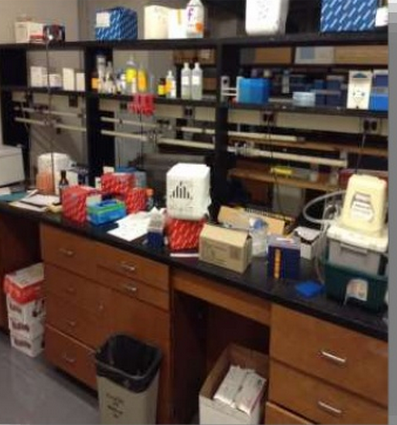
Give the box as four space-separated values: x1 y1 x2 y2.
295 47 335 64
76 72 86 92
347 70 373 110
10 332 44 357
30 66 47 88
62 68 76 91
0 146 24 186
327 222 388 275
49 73 62 88
7 295 45 324
168 9 187 39
144 5 169 40
8 315 45 340
166 163 211 220
246 0 290 35
15 21 44 43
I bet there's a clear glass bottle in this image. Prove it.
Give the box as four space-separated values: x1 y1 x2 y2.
191 62 203 100
166 70 176 99
181 62 192 100
126 55 137 95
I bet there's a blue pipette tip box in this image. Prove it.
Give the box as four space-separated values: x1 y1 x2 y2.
295 281 324 298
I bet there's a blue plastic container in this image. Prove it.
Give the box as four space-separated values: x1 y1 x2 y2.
88 200 127 225
238 78 270 105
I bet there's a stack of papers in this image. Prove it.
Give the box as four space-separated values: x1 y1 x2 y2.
108 212 153 242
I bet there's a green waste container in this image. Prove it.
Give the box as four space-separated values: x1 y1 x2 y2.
95 334 162 425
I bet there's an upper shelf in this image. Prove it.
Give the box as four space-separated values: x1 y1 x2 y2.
0 31 387 51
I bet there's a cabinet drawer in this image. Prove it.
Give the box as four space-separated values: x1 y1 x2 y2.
270 305 388 406
269 361 387 425
41 225 96 280
265 402 312 424
46 295 108 348
45 264 112 315
96 243 169 291
97 267 169 311
45 325 96 389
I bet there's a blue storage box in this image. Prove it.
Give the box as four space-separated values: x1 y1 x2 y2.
370 90 388 111
238 78 270 105
95 7 138 41
88 200 127 225
321 0 378 32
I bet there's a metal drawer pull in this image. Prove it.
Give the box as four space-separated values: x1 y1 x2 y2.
66 320 77 328
320 350 347 365
59 248 75 257
120 262 136 273
123 284 138 294
317 401 343 416
62 353 76 365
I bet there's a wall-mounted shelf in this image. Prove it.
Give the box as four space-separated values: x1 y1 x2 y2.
1 86 86 97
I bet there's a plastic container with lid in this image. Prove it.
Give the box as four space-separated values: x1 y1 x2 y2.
246 0 290 35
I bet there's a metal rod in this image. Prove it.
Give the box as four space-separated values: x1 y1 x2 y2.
229 131 299 142
158 138 214 150
101 116 157 129
56 124 86 133
15 106 84 119
16 117 86 133
176 126 215 135
101 130 147 141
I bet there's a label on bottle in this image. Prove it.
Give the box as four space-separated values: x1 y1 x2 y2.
182 76 190 85
96 12 110 28
192 75 201 86
158 84 166 96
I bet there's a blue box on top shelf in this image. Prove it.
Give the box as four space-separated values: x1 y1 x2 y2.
370 88 388 111
321 0 378 32
95 7 138 41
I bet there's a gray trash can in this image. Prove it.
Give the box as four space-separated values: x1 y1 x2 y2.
95 334 162 425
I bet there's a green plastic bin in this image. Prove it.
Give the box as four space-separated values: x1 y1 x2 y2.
324 260 388 312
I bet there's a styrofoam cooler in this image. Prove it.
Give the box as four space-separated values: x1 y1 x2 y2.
327 223 388 275
245 0 290 35
166 163 211 220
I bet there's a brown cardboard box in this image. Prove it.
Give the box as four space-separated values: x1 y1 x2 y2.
335 45 388 65
253 47 292 65
199 224 252 273
199 344 269 424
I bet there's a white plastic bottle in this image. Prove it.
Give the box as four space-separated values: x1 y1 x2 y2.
191 62 203 100
181 63 192 100
186 0 205 39
166 70 177 99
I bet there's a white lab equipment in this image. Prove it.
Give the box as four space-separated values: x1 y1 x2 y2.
166 163 210 220
245 0 290 35
144 5 169 40
0 146 24 186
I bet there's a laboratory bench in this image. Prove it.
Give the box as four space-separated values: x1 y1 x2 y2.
0 201 388 424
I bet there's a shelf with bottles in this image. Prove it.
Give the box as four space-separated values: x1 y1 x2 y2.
0 85 86 97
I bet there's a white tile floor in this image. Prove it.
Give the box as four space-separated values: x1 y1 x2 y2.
0 331 99 424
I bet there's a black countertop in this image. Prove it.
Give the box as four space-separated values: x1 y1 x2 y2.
0 202 388 341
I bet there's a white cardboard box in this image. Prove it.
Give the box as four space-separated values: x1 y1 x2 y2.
294 227 321 260
10 332 44 357
7 295 45 324
168 9 187 39
8 315 45 340
347 70 373 110
63 68 76 91
76 72 86 92
199 344 268 425
144 5 169 40
30 66 47 87
15 21 44 43
167 163 211 220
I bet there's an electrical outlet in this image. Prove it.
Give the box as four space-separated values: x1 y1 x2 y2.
361 118 381 134
262 111 275 126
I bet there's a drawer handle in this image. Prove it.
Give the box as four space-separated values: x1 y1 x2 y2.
317 401 343 417
320 350 347 365
123 284 138 294
120 262 136 273
62 353 76 365
66 320 77 328
59 248 75 258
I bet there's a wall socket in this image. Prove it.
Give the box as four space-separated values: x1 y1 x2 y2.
361 118 381 134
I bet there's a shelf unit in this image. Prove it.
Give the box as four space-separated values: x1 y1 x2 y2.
0 31 388 213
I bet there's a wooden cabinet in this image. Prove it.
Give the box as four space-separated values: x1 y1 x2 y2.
269 305 388 424
41 224 173 424
265 402 312 424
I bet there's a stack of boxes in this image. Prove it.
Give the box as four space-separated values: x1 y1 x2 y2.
166 164 210 251
3 263 45 357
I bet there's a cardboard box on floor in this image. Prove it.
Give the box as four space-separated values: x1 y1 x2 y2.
199 224 252 274
199 344 269 425
218 206 286 235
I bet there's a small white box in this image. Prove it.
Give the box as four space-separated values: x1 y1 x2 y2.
294 227 321 260
295 47 335 64
15 21 44 43
49 73 62 88
347 70 373 110
30 66 47 87
7 295 45 324
10 332 44 357
62 68 76 91
8 315 45 340
76 72 86 92
144 5 169 40
167 163 211 220
168 9 187 39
